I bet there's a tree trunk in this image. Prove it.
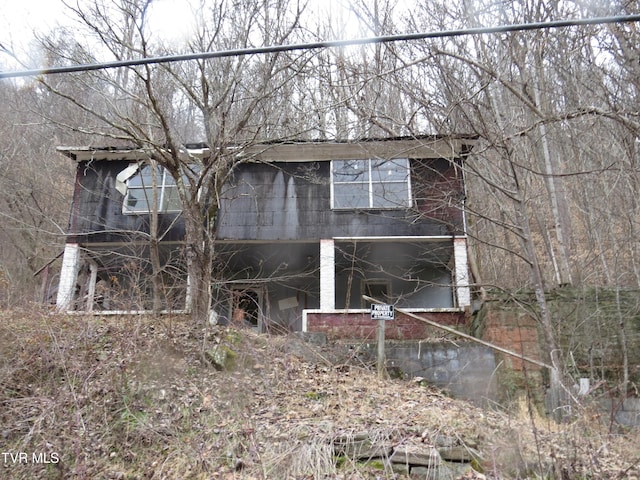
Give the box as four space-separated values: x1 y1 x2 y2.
184 201 213 325
531 57 573 286
514 187 566 420
615 286 629 399
149 160 164 313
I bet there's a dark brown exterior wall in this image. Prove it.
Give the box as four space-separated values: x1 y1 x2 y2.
306 311 467 341
70 157 465 244
69 160 185 243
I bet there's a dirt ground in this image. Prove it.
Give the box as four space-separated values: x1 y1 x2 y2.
0 308 638 479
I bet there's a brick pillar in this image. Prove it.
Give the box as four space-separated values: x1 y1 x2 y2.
454 236 471 308
320 239 335 310
482 307 542 371
56 243 80 311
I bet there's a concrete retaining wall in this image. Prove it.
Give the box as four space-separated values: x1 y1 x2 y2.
357 341 498 404
600 398 640 427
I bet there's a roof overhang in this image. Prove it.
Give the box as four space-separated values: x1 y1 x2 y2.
56 145 210 162
57 135 476 163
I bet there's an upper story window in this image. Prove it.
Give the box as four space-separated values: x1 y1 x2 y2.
331 158 411 209
123 165 182 214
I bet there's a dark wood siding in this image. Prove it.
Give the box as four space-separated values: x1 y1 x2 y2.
69 160 185 243
216 160 464 240
411 158 465 234
69 158 464 244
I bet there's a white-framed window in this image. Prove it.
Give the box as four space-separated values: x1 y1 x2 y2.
123 164 182 214
331 158 411 209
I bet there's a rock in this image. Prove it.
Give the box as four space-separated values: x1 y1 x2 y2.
431 433 457 448
438 445 482 463
204 346 236 370
390 443 442 467
411 461 478 480
411 464 450 479
294 331 327 346
390 461 411 475
333 432 393 460
287 333 330 363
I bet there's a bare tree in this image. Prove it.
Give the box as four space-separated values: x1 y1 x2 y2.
0 74 77 305
34 0 311 324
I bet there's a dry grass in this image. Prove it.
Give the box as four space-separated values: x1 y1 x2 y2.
0 307 638 479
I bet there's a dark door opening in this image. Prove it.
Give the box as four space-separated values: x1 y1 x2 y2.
362 280 391 307
231 288 261 329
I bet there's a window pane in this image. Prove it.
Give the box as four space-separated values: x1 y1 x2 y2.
124 165 187 213
372 182 409 208
334 183 369 209
127 170 148 187
163 170 177 186
333 159 369 182
162 187 182 211
129 165 159 187
371 158 409 182
126 187 152 211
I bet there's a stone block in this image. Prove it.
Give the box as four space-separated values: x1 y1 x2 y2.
333 432 393 460
437 445 482 463
411 462 476 480
390 443 442 467
204 346 236 371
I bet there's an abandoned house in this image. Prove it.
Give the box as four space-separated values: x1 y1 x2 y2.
55 136 475 340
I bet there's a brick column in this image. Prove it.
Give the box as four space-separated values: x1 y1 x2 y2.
56 243 80 311
319 239 335 310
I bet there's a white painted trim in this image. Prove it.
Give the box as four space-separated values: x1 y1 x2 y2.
453 237 471 308
319 239 335 310
65 309 188 316
56 243 80 311
333 235 458 242
58 138 475 163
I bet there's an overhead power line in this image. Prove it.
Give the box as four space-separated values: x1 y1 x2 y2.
1 14 640 79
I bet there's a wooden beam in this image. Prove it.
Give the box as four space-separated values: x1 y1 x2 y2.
243 138 470 162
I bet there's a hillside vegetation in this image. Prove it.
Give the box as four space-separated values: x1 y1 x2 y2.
0 309 638 479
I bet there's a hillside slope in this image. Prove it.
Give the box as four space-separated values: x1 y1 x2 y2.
0 309 637 479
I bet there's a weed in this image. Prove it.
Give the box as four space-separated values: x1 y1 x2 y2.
0 309 638 479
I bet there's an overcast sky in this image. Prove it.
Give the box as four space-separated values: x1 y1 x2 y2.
1 0 365 70
1 0 362 45
1 0 199 47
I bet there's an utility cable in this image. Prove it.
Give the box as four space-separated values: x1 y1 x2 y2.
1 14 640 79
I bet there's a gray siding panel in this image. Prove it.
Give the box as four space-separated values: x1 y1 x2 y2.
70 161 185 243
70 158 462 244
217 161 459 240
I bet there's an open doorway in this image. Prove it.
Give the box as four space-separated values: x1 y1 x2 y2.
230 287 263 331
362 279 391 307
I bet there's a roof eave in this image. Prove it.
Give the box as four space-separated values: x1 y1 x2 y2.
57 135 477 163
